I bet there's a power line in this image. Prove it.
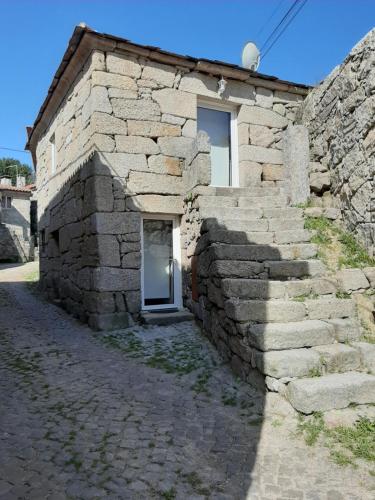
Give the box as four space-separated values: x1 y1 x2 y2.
260 0 300 53
256 0 286 41
0 146 30 155
262 0 308 60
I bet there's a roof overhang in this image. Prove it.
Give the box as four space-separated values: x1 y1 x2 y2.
25 24 311 160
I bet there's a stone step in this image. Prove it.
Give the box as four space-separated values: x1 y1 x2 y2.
238 195 288 208
200 206 303 221
285 277 338 297
201 217 305 233
256 348 321 378
200 207 263 221
141 309 194 326
210 243 317 262
209 260 266 279
224 297 356 323
273 230 311 244
225 299 307 323
263 208 303 219
221 278 336 300
197 196 237 208
311 344 361 373
267 218 305 231
247 320 336 351
267 259 325 278
286 372 375 413
257 343 363 379
352 342 375 373
222 278 285 300
206 229 310 246
305 298 356 320
214 187 281 197
201 218 268 233
324 318 361 342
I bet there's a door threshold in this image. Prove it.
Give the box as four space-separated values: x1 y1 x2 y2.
141 309 194 326
143 307 179 314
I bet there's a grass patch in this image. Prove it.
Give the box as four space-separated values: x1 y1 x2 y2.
25 268 40 293
335 291 351 299
191 368 212 395
298 413 375 469
308 367 322 378
160 488 176 500
182 471 210 496
294 200 312 209
100 332 143 357
304 216 375 270
293 293 319 302
221 389 237 406
297 412 325 445
65 453 83 472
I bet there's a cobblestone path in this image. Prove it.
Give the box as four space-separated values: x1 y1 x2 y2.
0 263 373 499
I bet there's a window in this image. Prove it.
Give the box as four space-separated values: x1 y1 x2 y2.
197 104 238 187
50 134 56 175
1 196 12 209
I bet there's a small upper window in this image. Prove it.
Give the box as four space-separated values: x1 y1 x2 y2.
1 196 12 209
50 134 56 175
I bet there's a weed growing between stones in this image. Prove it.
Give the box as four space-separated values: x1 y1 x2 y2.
308 367 322 378
304 216 375 270
221 389 237 406
297 413 375 470
292 293 319 302
182 471 211 497
160 487 177 500
335 291 351 299
190 368 213 395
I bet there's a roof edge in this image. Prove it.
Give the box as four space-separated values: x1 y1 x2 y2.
26 25 311 155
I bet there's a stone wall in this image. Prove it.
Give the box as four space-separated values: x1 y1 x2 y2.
299 28 375 255
35 50 106 217
39 155 141 329
0 225 25 262
0 191 32 262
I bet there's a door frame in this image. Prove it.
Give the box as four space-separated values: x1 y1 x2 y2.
140 213 182 311
197 99 239 188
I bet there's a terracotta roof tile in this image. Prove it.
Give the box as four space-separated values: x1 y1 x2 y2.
0 184 33 193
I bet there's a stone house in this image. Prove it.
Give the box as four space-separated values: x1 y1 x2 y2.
0 177 35 262
26 25 375 412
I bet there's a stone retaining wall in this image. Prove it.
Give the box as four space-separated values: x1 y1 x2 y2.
299 28 375 255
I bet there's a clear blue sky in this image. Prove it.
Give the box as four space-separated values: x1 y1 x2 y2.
1 0 375 169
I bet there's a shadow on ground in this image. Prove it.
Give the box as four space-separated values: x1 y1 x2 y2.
0 268 267 499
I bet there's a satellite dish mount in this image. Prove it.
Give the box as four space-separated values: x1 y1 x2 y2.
241 42 260 72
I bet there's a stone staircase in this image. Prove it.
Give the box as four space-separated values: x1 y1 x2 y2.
192 186 375 413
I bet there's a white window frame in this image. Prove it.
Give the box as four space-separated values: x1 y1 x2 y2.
50 134 56 176
140 214 182 311
197 99 239 188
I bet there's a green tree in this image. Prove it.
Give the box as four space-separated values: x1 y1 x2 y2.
0 157 34 185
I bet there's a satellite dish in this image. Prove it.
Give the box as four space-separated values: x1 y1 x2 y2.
241 42 260 71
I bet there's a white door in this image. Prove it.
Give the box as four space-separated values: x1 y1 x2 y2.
141 215 181 310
